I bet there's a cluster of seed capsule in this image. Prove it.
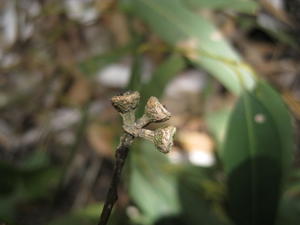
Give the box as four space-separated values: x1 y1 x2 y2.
111 91 176 153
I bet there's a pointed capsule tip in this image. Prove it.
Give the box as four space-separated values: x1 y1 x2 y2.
145 97 171 123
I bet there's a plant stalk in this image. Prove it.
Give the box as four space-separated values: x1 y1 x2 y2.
98 133 134 225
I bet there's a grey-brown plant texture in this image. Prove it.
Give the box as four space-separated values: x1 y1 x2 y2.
98 91 176 225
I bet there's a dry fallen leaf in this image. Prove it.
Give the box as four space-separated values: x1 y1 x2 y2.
283 91 300 120
67 77 91 105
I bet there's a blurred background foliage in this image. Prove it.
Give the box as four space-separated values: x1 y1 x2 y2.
1 0 300 225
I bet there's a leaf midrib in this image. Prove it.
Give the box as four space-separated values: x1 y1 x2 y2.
243 94 256 225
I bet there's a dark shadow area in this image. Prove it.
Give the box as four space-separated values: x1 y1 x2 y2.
150 166 223 225
227 156 282 225
176 167 224 225
154 215 187 225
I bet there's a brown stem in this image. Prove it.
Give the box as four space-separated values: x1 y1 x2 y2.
98 134 133 225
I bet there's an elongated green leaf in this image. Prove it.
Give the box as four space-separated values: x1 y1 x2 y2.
183 0 259 14
127 53 143 91
222 84 293 225
131 0 256 94
129 141 180 224
253 81 293 182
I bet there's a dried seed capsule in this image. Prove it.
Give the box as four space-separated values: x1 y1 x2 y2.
111 91 140 114
145 97 171 122
136 97 171 128
153 126 176 153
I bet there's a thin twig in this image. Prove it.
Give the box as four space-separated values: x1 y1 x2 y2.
98 134 134 225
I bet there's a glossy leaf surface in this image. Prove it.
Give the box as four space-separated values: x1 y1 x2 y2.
222 82 293 225
131 0 256 94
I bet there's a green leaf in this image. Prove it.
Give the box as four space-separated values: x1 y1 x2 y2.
129 141 180 224
276 196 300 225
127 53 143 91
253 81 293 182
137 53 185 116
291 169 300 178
131 0 256 94
48 203 102 225
222 83 293 225
22 167 60 200
178 166 230 225
183 0 259 14
20 150 51 171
